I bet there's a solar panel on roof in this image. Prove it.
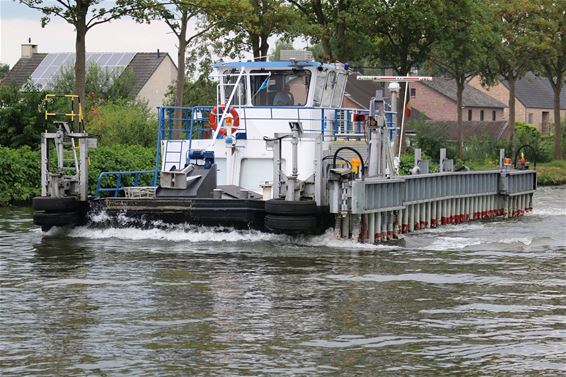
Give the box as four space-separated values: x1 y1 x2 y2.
30 52 136 89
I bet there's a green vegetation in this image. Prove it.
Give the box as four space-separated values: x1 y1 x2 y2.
536 161 566 186
0 144 155 206
87 100 156 147
405 119 566 186
0 147 41 205
0 82 47 148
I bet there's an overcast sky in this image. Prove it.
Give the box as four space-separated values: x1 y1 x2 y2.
0 1 182 68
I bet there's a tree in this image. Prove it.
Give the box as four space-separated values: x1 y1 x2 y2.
486 0 536 145
0 81 46 148
209 0 298 61
370 0 443 77
0 63 9 81
18 0 152 114
288 0 371 62
149 0 228 110
49 63 136 108
427 0 498 158
529 0 566 159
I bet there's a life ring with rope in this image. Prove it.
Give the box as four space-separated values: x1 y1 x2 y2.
209 105 240 136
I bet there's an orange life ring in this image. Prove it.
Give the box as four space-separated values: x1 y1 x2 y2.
209 105 240 136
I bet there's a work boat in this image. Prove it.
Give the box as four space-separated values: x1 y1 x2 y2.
32 58 537 243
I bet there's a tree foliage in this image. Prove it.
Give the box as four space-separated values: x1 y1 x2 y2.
49 63 135 108
528 0 566 160
485 0 537 143
427 0 498 158
0 82 46 148
288 0 371 62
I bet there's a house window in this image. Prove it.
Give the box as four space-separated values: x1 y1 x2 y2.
480 110 484 121
468 109 472 121
410 88 416 98
528 113 534 124
492 111 496 121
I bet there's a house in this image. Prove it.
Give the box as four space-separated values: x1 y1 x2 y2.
408 77 507 123
342 72 429 121
469 72 566 134
2 43 177 111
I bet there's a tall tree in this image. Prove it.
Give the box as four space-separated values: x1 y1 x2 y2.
428 0 498 158
487 0 536 145
370 0 443 77
18 0 152 114
209 0 298 61
150 0 230 109
288 0 370 62
529 0 566 159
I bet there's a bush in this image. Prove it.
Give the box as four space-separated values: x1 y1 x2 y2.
411 120 458 162
87 99 157 147
0 82 47 148
514 122 551 163
0 146 40 205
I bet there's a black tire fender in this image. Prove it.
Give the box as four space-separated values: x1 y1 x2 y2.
32 196 79 212
265 199 317 216
264 214 317 234
33 211 79 227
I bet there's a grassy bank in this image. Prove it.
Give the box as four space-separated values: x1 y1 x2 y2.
536 160 566 186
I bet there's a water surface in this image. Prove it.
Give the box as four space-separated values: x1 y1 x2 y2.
1 186 565 375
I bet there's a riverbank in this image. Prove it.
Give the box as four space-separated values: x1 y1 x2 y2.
536 160 566 185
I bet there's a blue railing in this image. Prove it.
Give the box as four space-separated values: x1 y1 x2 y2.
95 170 155 198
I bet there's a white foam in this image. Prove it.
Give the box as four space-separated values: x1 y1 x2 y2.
420 236 483 251
65 224 398 250
68 225 283 243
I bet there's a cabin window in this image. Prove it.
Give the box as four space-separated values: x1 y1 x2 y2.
480 110 484 121
222 70 247 106
312 71 327 106
468 109 472 121
331 73 348 107
528 113 534 124
492 110 496 121
249 69 311 106
410 88 416 98
321 71 337 107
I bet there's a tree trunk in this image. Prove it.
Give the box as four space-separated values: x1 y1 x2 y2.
173 11 189 139
508 78 516 145
259 34 269 61
553 83 562 159
75 4 88 121
456 80 464 159
321 35 333 61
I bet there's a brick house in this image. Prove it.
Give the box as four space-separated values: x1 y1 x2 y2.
469 72 566 134
408 77 507 123
2 43 177 111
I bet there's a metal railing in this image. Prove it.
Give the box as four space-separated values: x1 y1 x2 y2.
95 170 155 198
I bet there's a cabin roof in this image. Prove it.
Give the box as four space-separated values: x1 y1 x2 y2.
213 61 343 71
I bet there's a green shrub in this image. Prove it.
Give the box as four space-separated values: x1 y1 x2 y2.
87 99 157 147
411 120 458 162
0 146 40 205
0 82 46 148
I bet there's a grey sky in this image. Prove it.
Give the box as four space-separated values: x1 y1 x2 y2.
0 0 179 68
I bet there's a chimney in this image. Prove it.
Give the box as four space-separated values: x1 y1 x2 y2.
21 39 38 58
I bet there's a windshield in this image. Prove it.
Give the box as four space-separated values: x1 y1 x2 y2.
250 69 311 106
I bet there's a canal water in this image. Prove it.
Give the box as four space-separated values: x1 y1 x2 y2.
1 186 565 375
